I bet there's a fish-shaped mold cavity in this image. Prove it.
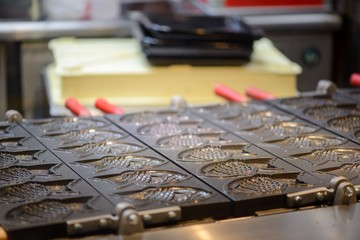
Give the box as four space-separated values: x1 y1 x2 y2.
0 150 42 168
157 133 226 148
137 121 204 136
115 186 212 204
28 117 109 133
6 198 91 223
227 174 310 195
200 158 274 178
319 163 360 181
43 129 127 145
119 110 184 125
220 111 294 129
58 141 145 158
0 180 76 203
246 121 318 138
265 134 347 151
0 164 59 186
279 96 338 109
290 148 360 166
75 155 167 171
197 102 269 118
303 104 360 120
178 144 256 162
93 170 188 187
327 115 360 132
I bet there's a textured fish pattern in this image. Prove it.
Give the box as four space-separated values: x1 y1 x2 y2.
81 155 166 171
158 134 223 148
44 129 126 145
293 148 360 166
178 144 255 162
304 105 360 120
200 160 255 178
267 135 346 151
201 102 269 119
321 164 360 181
0 166 57 186
59 141 144 158
7 199 88 223
228 176 289 195
0 167 34 185
188 146 232 161
0 182 74 203
280 97 337 109
223 111 293 128
138 122 202 136
32 118 108 133
328 115 360 132
139 123 185 136
0 151 41 168
119 186 212 204
120 111 181 125
248 122 318 138
0 153 20 167
96 170 188 187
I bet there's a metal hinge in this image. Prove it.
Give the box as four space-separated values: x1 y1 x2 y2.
287 176 359 208
67 203 181 237
5 110 23 123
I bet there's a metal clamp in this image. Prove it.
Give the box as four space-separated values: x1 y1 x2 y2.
287 176 358 208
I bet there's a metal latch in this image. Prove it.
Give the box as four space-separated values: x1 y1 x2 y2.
287 176 359 208
67 203 181 237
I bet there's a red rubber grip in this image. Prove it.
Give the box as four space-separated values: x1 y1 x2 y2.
350 73 360 87
95 98 124 114
246 87 275 100
214 83 247 103
65 98 91 116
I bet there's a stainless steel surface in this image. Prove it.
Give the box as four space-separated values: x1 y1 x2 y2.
0 44 6 117
139 203 360 240
21 41 56 118
243 13 341 31
0 20 131 41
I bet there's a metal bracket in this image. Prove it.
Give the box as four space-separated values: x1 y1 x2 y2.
67 203 181 237
287 176 358 208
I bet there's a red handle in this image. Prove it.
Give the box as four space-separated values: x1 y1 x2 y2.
95 98 124 114
350 73 360 87
214 83 247 103
65 98 91 117
246 87 275 100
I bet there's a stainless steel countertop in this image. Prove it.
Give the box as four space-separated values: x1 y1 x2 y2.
0 13 341 41
0 19 132 41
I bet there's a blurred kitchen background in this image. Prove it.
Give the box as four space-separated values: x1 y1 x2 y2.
0 0 359 118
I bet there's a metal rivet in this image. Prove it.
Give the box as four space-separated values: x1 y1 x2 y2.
344 186 355 197
294 196 303 206
143 214 152 223
316 192 325 202
128 213 139 225
168 211 177 220
99 219 108 228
